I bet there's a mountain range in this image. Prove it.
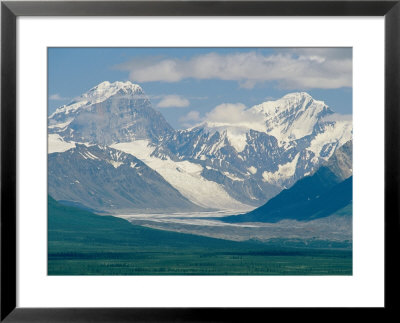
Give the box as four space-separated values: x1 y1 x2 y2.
224 140 353 223
48 81 352 213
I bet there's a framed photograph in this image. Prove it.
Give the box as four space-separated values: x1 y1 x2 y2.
1 0 399 321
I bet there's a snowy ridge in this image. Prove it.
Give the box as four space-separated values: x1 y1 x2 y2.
48 119 73 130
250 92 332 144
111 140 251 211
48 134 76 153
307 119 353 159
48 134 94 153
49 81 144 119
262 153 300 185
201 123 263 153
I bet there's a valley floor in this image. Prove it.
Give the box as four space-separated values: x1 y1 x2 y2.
48 199 352 275
115 210 352 243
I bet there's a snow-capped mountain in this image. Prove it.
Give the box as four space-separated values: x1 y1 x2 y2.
225 140 353 223
149 92 352 205
48 81 352 210
48 81 174 145
252 92 332 143
48 144 205 213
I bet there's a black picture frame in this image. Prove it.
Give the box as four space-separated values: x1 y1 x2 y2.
1 1 399 321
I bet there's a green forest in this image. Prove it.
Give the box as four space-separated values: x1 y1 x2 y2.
48 196 352 275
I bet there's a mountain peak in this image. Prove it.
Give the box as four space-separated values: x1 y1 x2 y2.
281 92 313 100
89 80 143 93
49 81 145 118
248 92 331 143
280 92 329 111
280 92 323 103
252 92 326 115
48 80 175 145
82 80 144 100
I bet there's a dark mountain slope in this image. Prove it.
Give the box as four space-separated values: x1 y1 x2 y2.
224 141 353 223
48 144 204 213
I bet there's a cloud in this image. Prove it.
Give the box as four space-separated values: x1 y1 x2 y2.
180 110 201 122
322 113 353 122
179 110 202 127
204 103 266 131
284 48 352 60
156 95 190 108
116 49 352 89
49 94 68 100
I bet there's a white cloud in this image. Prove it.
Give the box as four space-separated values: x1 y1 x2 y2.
179 103 268 130
117 49 352 89
49 94 68 100
180 110 201 122
285 48 352 60
179 110 202 128
322 113 353 122
156 95 190 108
204 103 266 132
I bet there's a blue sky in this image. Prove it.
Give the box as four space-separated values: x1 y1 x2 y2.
48 47 352 129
